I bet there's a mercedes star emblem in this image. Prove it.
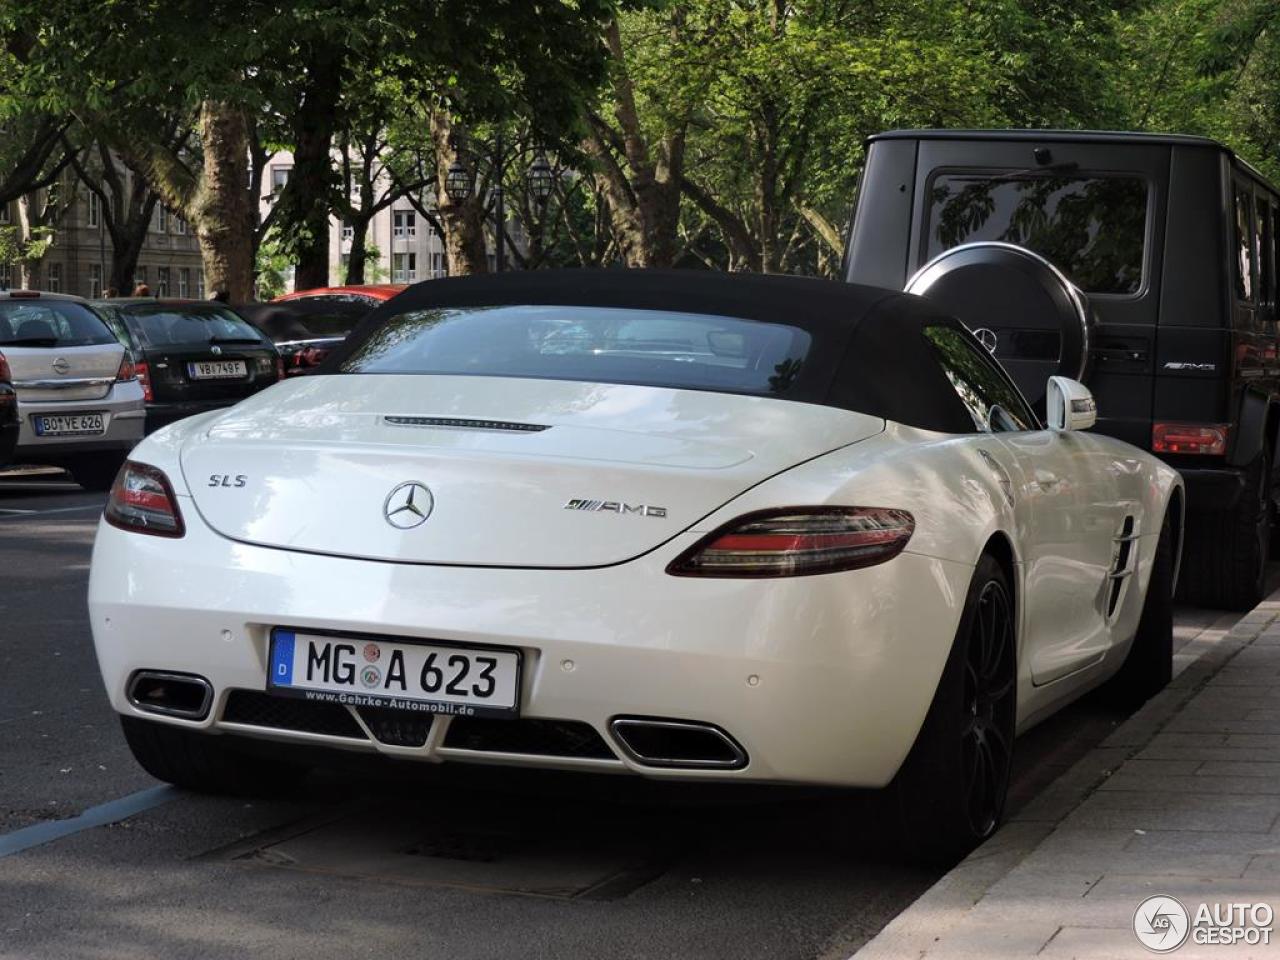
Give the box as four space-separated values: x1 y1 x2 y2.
383 481 434 530
51 357 70 375
971 327 999 354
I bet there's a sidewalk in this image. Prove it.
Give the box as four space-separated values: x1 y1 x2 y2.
856 596 1280 959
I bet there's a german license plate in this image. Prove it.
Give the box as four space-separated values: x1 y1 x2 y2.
267 629 521 718
32 412 106 437
187 360 247 379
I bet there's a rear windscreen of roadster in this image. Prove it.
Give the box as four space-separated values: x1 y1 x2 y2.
926 174 1148 295
339 305 813 398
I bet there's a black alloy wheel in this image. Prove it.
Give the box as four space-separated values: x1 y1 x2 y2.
892 553 1018 864
961 578 1016 838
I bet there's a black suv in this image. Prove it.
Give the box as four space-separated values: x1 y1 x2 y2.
845 129 1280 609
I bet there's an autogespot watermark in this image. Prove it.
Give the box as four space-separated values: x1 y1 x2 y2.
1133 895 1275 952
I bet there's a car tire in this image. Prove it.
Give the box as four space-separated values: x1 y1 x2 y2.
1180 451 1269 611
1099 511 1174 709
67 454 126 492
120 716 307 796
891 553 1017 864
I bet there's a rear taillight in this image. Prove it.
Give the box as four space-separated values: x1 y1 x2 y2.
135 361 153 402
0 352 10 383
105 461 185 537
115 354 137 382
667 507 915 578
1152 422 1229 456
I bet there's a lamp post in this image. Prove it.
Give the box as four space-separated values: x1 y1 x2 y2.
444 136 555 272
528 154 554 204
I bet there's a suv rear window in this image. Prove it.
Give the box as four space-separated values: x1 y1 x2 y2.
121 306 269 349
339 305 812 398
926 174 1149 295
0 300 117 347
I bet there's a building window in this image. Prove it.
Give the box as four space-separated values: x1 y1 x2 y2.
270 166 290 199
196 272 205 298
174 215 187 236
134 266 146 290
341 220 354 242
0 263 12 289
87 193 101 228
179 268 190 298
432 252 443 274
0 203 10 225
392 252 417 282
46 263 61 293
89 263 103 298
156 207 168 233
157 266 170 296
393 210 417 238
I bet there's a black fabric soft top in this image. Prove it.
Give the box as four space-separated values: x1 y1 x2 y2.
323 268 979 434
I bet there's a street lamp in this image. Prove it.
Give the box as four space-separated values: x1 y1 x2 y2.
444 160 472 203
528 154 554 202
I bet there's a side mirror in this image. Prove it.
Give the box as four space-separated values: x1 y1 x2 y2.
1046 376 1097 431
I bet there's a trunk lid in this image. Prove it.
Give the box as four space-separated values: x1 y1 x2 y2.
143 344 280 403
2 343 124 403
180 375 884 567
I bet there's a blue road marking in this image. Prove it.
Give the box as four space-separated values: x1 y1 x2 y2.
0 785 176 859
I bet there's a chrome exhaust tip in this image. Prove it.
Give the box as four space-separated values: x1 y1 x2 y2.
609 717 748 770
126 670 213 720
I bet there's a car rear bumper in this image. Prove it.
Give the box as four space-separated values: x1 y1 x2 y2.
88 510 972 789
14 380 145 462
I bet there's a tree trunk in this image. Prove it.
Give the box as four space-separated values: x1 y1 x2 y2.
431 111 488 276
192 102 254 302
288 51 342 290
581 18 685 269
109 231 147 293
345 219 370 284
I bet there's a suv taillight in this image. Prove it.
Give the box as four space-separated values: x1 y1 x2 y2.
116 353 137 382
0 352 10 383
667 507 915 578
1152 422 1229 456
105 461 185 537
135 361 153 402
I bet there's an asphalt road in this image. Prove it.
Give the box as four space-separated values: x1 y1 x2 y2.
0 471 1252 960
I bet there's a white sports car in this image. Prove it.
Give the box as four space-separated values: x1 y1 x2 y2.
88 270 1182 857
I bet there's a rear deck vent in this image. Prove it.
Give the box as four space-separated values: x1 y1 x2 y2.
222 689 367 740
383 416 549 433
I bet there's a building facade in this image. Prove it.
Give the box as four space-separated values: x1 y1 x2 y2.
0 167 204 299
264 150 521 294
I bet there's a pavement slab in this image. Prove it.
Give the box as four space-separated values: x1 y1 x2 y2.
855 597 1280 959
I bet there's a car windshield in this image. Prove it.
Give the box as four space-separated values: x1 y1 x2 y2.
339 305 812 397
926 174 1148 294
122 305 269 349
0 299 117 347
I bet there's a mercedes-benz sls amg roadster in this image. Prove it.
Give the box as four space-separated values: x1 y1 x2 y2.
89 270 1182 857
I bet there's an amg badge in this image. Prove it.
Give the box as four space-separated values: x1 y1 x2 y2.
564 499 667 518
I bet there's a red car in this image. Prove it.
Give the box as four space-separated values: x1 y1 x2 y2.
245 285 407 376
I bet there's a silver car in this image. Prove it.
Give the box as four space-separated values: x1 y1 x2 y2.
0 291 145 489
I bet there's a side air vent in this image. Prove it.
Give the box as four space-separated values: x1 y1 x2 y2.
1107 515 1137 618
383 416 549 433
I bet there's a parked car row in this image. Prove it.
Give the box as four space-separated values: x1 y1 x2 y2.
0 286 398 485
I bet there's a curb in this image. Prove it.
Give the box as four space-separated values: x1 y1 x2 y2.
852 600 1278 959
